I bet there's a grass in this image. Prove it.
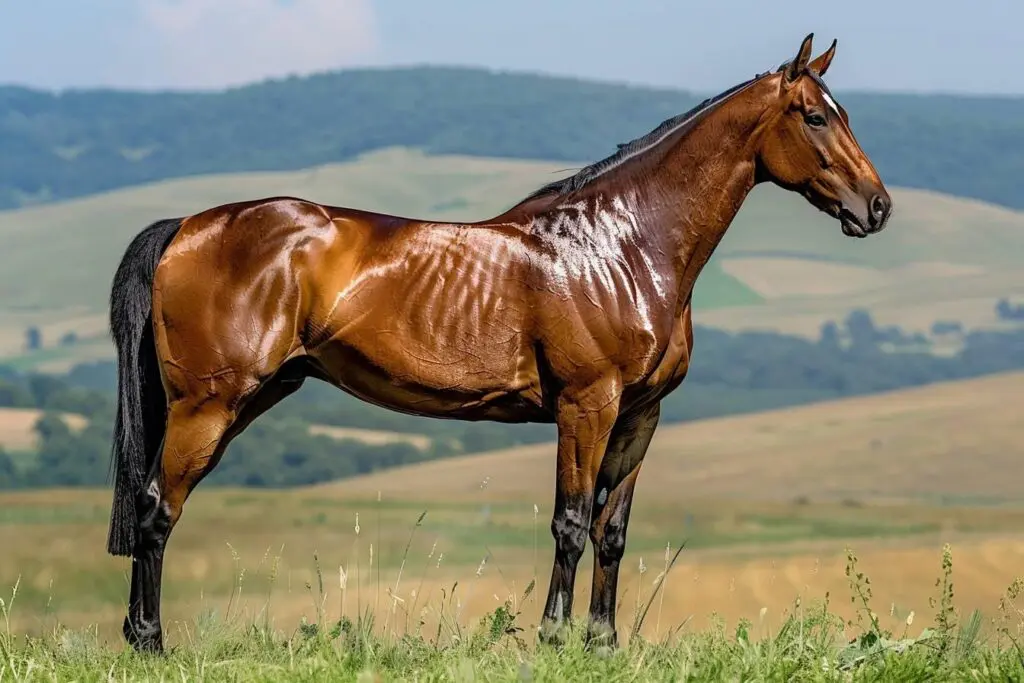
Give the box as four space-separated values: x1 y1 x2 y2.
2 523 1024 681
4 147 1024 367
5 485 1024 646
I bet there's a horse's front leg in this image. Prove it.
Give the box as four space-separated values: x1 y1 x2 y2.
538 378 622 646
586 402 661 649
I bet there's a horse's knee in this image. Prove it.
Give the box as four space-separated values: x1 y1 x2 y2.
593 501 630 565
594 518 628 565
551 505 589 563
134 477 170 551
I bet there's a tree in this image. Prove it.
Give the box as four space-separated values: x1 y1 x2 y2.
818 320 842 350
844 309 878 350
931 320 963 335
25 326 41 351
0 381 33 408
996 298 1024 322
0 448 18 489
33 412 72 441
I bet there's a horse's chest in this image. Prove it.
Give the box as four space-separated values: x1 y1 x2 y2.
639 307 693 396
651 344 691 387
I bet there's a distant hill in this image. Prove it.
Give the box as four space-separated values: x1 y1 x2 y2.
313 371 1024 506
2 147 1023 369
2 66 1022 211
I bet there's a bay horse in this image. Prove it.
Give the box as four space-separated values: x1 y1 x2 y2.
106 33 892 652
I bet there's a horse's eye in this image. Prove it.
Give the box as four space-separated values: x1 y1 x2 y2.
804 113 827 128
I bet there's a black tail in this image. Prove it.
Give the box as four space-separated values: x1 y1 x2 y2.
106 218 183 557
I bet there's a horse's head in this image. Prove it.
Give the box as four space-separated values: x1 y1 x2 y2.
756 34 892 238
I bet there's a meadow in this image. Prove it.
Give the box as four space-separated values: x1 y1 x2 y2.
2 372 1024 679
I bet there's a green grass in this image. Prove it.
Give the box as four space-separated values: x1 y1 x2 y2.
2 545 1023 681
691 259 765 310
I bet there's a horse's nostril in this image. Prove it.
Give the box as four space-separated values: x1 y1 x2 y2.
867 194 891 231
870 195 888 218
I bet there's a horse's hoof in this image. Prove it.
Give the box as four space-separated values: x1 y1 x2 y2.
123 616 164 654
585 621 618 656
537 618 568 648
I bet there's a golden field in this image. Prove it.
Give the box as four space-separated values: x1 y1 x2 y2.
0 409 87 452
1 371 1023 648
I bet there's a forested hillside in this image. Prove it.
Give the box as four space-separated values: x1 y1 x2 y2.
2 66 1022 210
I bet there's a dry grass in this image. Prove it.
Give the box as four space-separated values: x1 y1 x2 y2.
718 257 985 300
308 424 431 451
4 485 1024 648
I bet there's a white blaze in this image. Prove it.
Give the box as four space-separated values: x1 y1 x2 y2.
821 90 841 116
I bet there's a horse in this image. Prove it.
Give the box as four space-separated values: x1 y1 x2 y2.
105 33 892 652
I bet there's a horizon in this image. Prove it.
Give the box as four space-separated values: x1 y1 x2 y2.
5 61 1024 100
1 0 1021 97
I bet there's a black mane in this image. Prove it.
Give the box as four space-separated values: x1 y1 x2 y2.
523 70 774 202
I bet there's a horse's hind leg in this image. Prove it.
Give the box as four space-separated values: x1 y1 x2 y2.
123 361 308 652
123 396 236 651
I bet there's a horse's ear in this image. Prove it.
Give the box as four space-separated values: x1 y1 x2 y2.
808 38 838 77
783 33 815 85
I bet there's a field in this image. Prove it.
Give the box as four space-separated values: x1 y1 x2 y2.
0 405 429 456
3 148 1024 371
2 371 1024 678
0 408 87 452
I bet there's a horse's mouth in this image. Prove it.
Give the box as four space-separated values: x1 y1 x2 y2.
804 189 872 239
838 208 868 238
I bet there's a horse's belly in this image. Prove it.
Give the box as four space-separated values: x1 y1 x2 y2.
309 335 549 423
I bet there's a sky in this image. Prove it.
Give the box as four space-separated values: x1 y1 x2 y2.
0 0 1020 96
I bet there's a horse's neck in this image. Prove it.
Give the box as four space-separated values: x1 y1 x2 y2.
520 83 768 309
629 96 765 307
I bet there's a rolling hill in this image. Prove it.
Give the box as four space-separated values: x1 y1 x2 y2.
1 147 1022 369
2 66 1023 211
313 370 1024 506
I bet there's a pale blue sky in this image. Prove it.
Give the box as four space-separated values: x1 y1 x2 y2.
0 0 1020 95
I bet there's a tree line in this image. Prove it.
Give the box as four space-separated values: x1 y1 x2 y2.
2 66 1023 212
1 308 1022 490
997 298 1024 322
